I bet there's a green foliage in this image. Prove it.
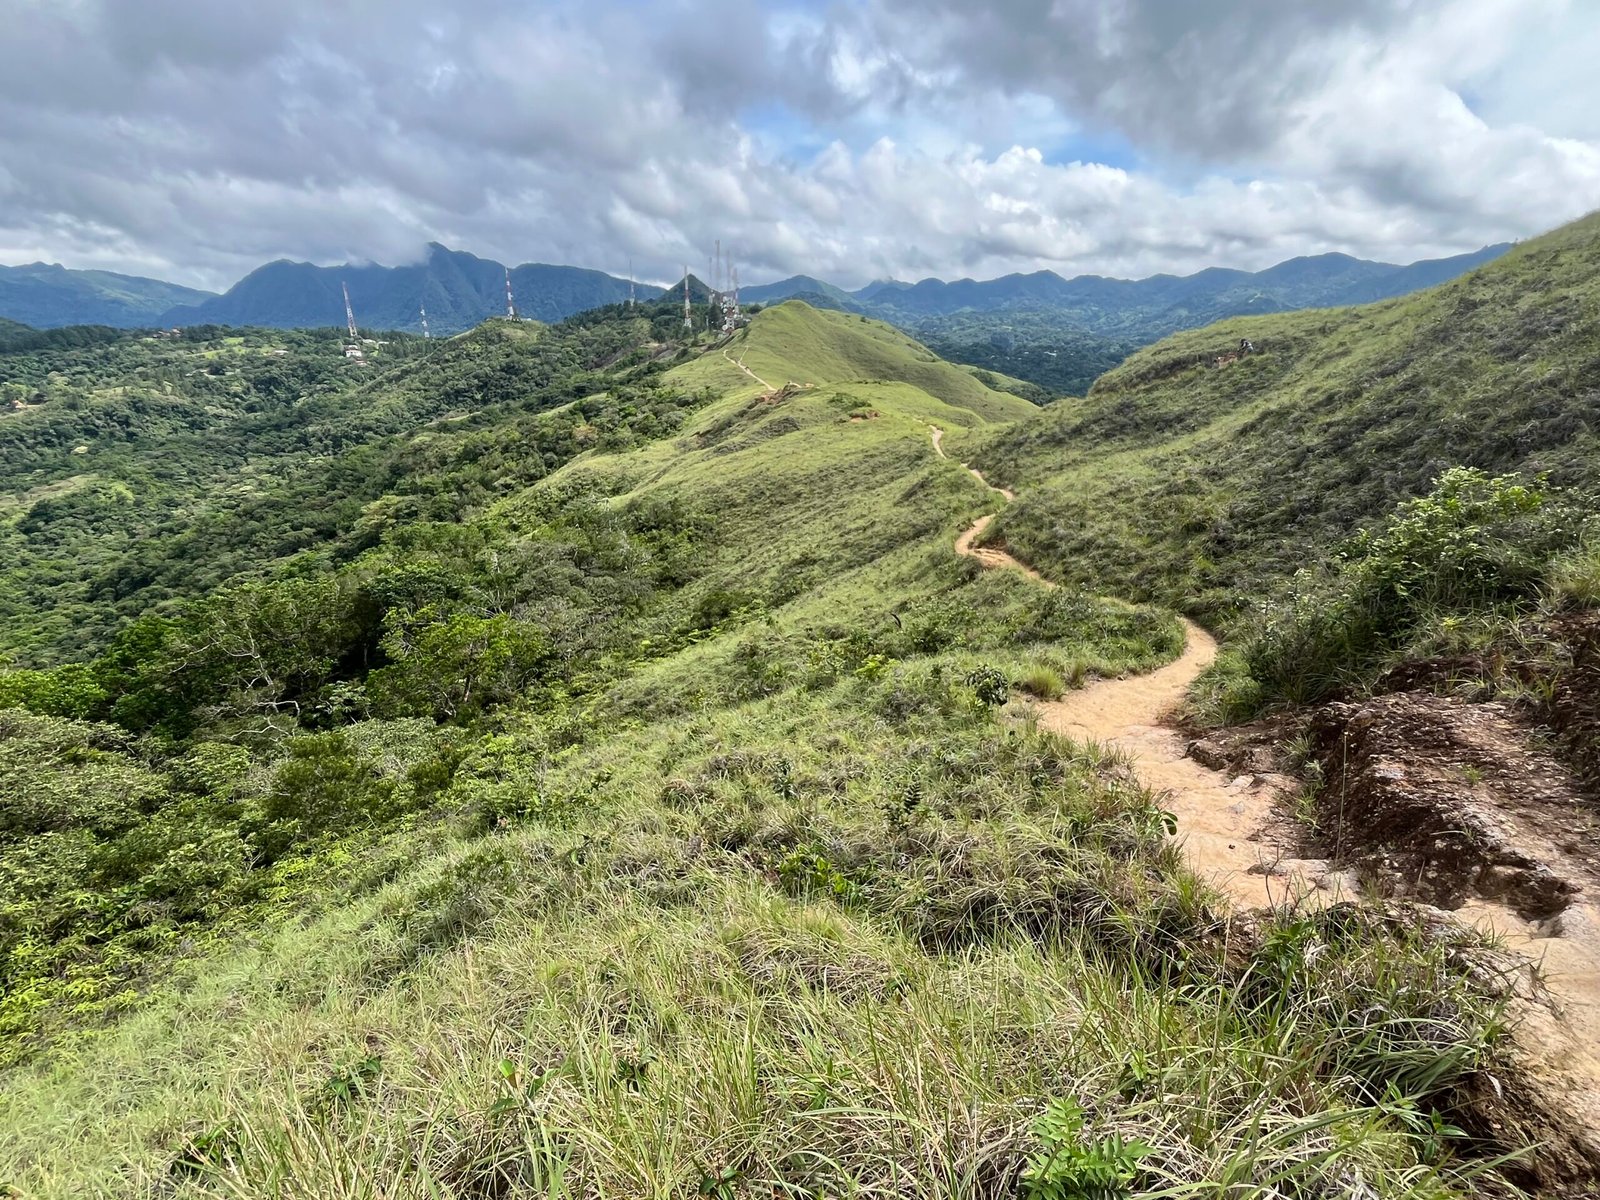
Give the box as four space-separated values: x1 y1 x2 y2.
371 609 549 721
0 710 165 841
963 664 1011 707
977 213 1600 622
1242 468 1589 706
254 733 400 860
915 311 1136 397
1021 1099 1150 1200
1017 662 1067 700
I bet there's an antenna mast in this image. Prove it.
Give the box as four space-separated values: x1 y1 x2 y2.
683 265 692 330
628 257 635 308
420 301 430 339
504 268 517 321
342 281 358 340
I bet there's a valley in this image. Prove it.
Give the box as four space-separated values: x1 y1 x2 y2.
2 213 1599 1199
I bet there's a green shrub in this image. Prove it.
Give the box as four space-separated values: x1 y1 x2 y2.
1186 651 1266 727
1243 468 1589 706
1548 538 1600 608
1017 663 1066 700
1021 1099 1149 1200
963 665 1011 707
253 733 398 860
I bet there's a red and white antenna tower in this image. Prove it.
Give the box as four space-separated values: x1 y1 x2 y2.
420 301 430 339
628 257 635 308
682 265 692 329
505 268 517 320
342 281 358 340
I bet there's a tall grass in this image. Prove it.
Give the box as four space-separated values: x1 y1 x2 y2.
0 671 1511 1197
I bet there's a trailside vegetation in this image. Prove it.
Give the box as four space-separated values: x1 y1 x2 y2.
0 291 1564 1196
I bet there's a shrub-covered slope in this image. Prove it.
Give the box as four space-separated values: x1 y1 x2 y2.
975 210 1600 617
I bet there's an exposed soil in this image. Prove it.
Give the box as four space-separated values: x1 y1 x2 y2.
933 424 1339 909
723 348 774 391
1308 691 1600 1192
932 423 1600 1191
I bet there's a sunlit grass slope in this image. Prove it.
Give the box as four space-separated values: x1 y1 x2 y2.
0 301 1514 1198
973 209 1600 618
672 301 1039 423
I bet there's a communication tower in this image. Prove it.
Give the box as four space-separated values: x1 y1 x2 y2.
342 281 358 340
505 268 518 320
683 266 692 330
420 302 430 339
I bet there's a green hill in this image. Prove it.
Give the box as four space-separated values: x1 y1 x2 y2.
975 210 1600 617
0 294 1563 1195
683 301 1039 423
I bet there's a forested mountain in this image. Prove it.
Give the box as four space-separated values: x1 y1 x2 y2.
4 217 1599 1196
3 243 1506 394
0 262 215 329
853 243 1511 331
162 243 661 334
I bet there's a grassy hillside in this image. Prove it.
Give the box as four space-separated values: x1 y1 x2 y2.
687 302 1039 424
974 210 1600 619
0 300 1531 1196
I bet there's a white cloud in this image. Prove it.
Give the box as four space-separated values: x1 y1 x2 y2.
0 0 1596 292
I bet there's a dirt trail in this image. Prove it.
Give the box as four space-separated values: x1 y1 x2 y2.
931 425 1315 909
724 349 773 391
933 422 1600 1184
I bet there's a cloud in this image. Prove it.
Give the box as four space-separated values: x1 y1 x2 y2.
0 0 1596 291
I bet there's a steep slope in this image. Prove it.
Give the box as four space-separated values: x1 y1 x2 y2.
161 243 660 333
0 263 215 329
975 211 1600 614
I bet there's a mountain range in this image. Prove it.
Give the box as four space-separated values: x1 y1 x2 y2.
1 242 1510 340
744 243 1513 339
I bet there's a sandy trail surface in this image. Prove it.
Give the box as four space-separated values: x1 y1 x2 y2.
930 422 1600 1173
724 348 773 391
931 425 1305 907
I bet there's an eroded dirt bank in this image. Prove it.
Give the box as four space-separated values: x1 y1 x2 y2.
1310 692 1600 1192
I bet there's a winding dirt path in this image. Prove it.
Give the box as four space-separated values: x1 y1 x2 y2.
724 348 773 391
931 423 1329 910
931 424 1600 1174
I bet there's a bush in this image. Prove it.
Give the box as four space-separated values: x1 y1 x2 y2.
1548 538 1600 608
963 665 1010 708
1242 468 1589 707
1017 663 1066 700
253 733 397 860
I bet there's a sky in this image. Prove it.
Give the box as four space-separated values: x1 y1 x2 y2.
2 0 1598 292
